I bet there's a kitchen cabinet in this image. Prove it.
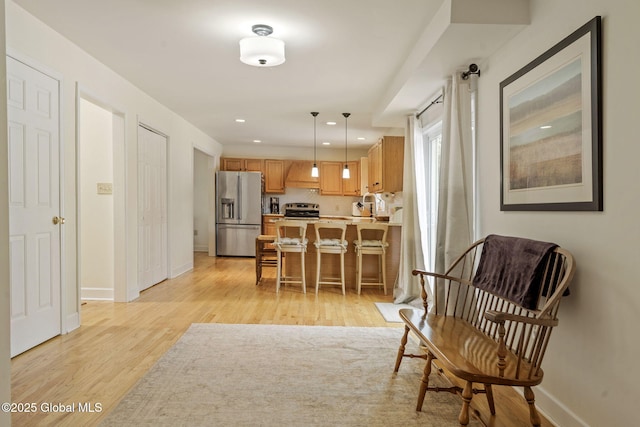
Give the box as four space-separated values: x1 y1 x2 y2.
367 136 404 193
221 157 263 172
319 161 360 196
342 160 360 196
319 162 343 195
262 215 282 235
264 160 285 193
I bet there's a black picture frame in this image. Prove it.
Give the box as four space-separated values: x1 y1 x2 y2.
500 16 602 211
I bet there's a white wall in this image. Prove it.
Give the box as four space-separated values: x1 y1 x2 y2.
79 98 114 299
6 1 223 315
477 1 640 426
0 1 11 425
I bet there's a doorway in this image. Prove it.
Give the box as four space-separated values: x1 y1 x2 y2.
78 98 122 300
193 148 215 254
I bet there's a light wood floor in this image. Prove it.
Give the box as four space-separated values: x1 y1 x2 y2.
11 253 553 426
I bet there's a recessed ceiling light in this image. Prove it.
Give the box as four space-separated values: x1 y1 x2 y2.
357 137 365 140
326 121 336 126
253 139 262 143
235 119 246 123
322 142 330 145
540 125 552 129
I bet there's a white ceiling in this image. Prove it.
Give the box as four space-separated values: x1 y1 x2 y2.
12 0 529 149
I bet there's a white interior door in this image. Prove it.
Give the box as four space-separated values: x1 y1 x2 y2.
7 56 62 357
137 125 168 291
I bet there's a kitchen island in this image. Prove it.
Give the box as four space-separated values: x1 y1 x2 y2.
262 215 401 293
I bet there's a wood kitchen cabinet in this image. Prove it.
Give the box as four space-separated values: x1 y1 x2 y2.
319 162 343 195
342 160 360 196
367 136 404 193
319 160 360 196
221 157 263 172
264 160 285 193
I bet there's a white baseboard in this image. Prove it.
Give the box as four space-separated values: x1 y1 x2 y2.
533 385 589 427
171 261 193 278
194 245 209 252
81 287 114 301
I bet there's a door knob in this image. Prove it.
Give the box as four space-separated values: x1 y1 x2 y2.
52 216 66 225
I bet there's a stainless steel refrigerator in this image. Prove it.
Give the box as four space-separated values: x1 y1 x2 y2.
216 171 262 256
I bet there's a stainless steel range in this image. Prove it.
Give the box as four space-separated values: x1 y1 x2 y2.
283 202 320 219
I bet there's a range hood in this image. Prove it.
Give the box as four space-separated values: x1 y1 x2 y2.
284 160 319 189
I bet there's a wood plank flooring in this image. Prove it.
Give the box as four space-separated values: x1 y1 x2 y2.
10 253 553 426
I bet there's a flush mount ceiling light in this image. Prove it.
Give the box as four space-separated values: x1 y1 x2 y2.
239 24 285 67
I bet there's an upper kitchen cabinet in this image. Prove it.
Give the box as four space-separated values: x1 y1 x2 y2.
319 160 360 196
284 160 319 189
264 159 285 194
367 136 404 193
342 160 360 196
221 157 263 172
319 162 342 195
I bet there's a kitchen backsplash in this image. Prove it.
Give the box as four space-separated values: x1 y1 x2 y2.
263 188 403 217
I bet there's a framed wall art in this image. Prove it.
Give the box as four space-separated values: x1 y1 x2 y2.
500 16 602 211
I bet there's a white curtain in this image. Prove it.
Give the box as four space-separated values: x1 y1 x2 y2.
434 73 475 278
393 115 426 305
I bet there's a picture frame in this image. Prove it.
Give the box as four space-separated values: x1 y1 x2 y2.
500 16 602 211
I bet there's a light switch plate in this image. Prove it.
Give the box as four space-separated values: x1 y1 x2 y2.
97 183 113 195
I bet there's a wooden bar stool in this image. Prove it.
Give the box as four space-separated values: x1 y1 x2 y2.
273 220 308 293
313 222 348 295
353 223 389 295
255 235 277 286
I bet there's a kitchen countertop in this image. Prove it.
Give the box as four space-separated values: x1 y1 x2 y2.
262 214 401 226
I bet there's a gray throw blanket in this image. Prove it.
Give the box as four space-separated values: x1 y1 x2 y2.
472 234 558 310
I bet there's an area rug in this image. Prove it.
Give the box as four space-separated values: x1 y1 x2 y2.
100 323 481 426
374 302 420 323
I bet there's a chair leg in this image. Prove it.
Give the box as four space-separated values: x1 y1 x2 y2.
340 251 346 295
381 252 387 295
357 251 362 295
315 250 321 295
394 325 410 373
301 250 306 294
416 351 434 411
276 250 282 293
524 386 541 427
459 381 473 426
485 384 496 415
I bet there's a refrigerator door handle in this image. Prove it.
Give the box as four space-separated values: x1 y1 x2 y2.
237 174 242 221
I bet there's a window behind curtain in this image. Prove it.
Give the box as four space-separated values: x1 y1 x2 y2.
417 121 442 271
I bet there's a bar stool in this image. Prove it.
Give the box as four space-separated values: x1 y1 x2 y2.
313 222 348 295
354 223 389 295
273 220 308 293
255 235 277 286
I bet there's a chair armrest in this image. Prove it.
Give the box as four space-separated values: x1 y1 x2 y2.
484 310 559 327
411 269 472 286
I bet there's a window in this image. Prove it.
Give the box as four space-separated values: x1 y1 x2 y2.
415 120 442 271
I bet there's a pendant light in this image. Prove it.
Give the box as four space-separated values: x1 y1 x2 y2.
311 112 319 178
342 113 351 179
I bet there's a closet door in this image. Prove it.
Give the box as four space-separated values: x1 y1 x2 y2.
7 55 62 356
137 125 168 291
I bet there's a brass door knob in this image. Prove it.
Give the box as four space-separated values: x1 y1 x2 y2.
52 216 66 225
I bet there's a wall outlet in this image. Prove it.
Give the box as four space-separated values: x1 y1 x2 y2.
97 182 113 195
